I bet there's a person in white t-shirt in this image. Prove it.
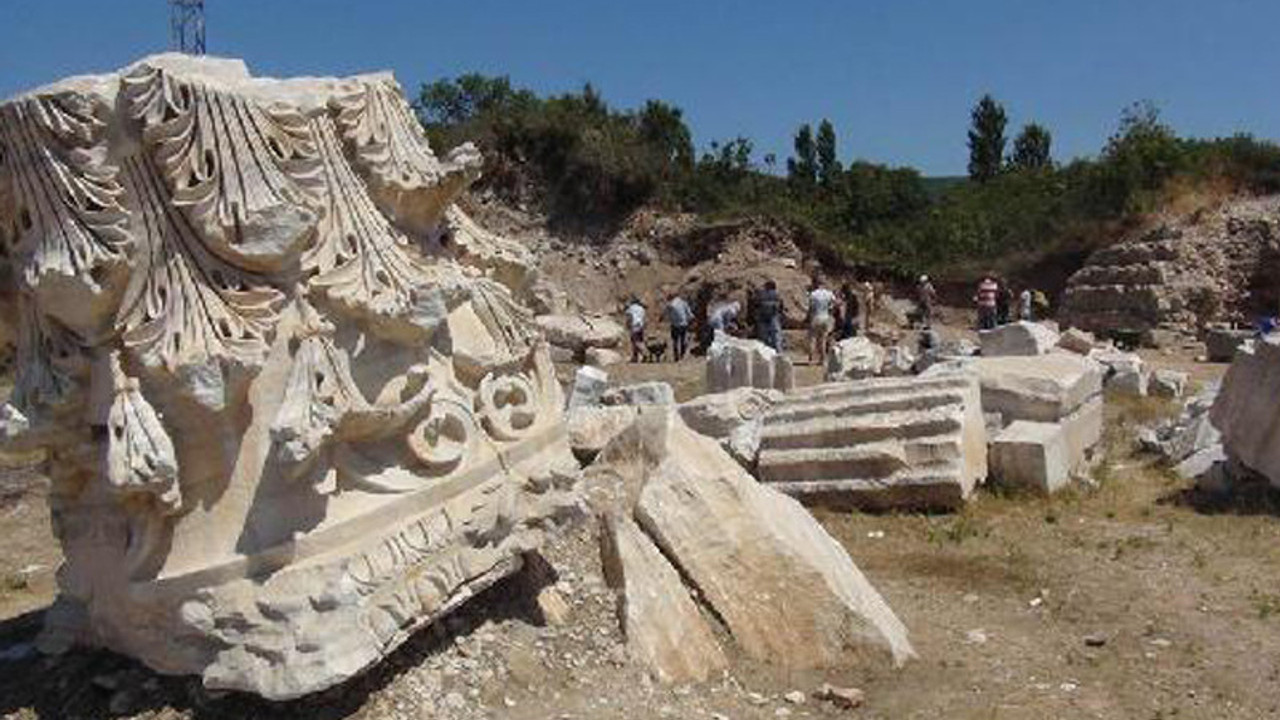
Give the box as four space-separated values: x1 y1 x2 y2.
624 297 646 363
807 276 836 364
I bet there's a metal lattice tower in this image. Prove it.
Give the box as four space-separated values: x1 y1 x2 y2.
169 0 206 55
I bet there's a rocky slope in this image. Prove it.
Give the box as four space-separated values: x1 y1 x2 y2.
1060 194 1280 342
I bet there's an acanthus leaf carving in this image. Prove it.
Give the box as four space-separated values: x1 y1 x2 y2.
0 93 131 337
115 155 283 409
330 78 481 236
122 64 324 273
303 115 454 345
0 297 90 451
105 353 181 513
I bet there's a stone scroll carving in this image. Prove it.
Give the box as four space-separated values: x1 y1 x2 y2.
0 55 579 700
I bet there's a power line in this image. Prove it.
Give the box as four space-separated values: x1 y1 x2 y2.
170 0 206 55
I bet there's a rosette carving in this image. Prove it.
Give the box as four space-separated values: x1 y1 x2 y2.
477 372 539 442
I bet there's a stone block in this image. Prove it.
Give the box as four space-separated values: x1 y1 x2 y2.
825 336 885 381
973 353 1103 423
1204 325 1254 363
1150 369 1188 399
567 405 640 465
0 56 580 699
1210 335 1280 486
979 321 1060 357
536 313 628 352
678 388 781 468
585 347 624 368
602 382 676 407
568 365 610 409
991 421 1071 494
706 333 793 393
756 372 988 510
1057 327 1099 355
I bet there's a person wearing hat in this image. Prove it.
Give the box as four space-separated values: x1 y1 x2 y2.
917 274 937 328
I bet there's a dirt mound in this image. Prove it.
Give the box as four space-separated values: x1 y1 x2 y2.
1061 194 1280 341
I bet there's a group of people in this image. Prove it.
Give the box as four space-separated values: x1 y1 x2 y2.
973 273 1047 330
622 276 880 365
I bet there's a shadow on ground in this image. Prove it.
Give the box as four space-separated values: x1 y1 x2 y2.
0 554 558 720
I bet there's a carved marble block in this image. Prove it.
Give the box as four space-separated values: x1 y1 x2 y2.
0 55 579 699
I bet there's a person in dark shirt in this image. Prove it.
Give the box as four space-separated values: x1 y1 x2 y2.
839 282 860 339
755 280 784 351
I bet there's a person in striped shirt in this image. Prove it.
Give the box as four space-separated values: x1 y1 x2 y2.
975 274 999 330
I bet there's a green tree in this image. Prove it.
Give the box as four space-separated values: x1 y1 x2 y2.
1011 123 1053 170
816 119 840 188
787 123 817 190
637 99 694 169
967 94 1007 182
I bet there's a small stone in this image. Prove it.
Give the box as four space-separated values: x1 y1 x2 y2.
746 691 768 706
1060 682 1078 693
775 708 792 718
504 696 516 708
817 683 865 709
964 628 988 645
784 690 806 704
536 587 572 626
1148 638 1172 648
1083 633 1107 647
443 691 466 710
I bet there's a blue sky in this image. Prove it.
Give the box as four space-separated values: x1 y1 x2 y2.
2 0 1277 175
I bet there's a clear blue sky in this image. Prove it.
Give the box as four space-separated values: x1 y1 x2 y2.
2 0 1277 176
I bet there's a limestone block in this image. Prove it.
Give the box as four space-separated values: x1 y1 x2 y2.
825 336 885 381
972 353 1104 471
1057 327 1099 355
567 405 639 465
882 346 917 377
548 345 579 364
757 373 988 510
979 321 1060 357
991 421 1071 494
599 410 915 669
1150 369 1188 399
677 387 781 467
602 382 675 407
536 313 627 353
973 353 1103 423
585 347 624 368
1110 365 1149 396
706 333 793 393
1204 325 1254 363
1210 335 1280 486
567 365 609 409
0 56 581 699
598 513 727 683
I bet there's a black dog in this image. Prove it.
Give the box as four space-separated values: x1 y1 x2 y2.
645 340 668 363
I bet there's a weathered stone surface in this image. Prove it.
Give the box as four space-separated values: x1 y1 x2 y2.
1057 327 1099 355
602 382 675 407
756 373 988 510
0 56 581 699
677 387 781 468
1138 382 1220 463
1150 369 1188 399
972 353 1104 471
979 321 1060 357
825 336 885 381
1061 200 1280 339
585 346 624 368
567 365 609 409
882 346 917 377
1204 325 1254 362
1210 335 1280 486
598 513 727 683
1110 364 1149 396
610 410 915 668
706 332 794 393
567 405 640 465
991 421 1071 494
536 313 627 353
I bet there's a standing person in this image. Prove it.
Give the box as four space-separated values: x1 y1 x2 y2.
861 281 877 335
624 296 646 363
1019 287 1034 321
974 274 999 330
839 282 860 339
664 291 692 361
755 280 784 351
917 274 937 327
996 281 1012 325
807 276 837 364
